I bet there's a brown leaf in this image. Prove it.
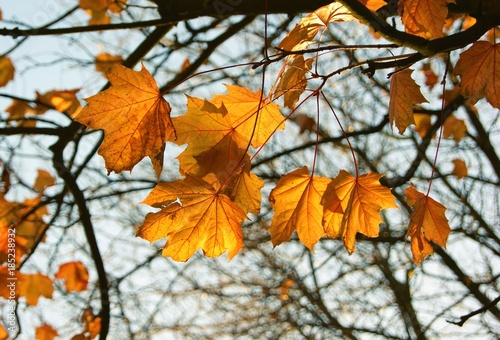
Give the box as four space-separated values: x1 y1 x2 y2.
0 56 15 87
455 41 500 108
451 159 468 179
389 69 427 134
33 169 55 194
405 184 450 264
443 115 467 141
74 65 176 177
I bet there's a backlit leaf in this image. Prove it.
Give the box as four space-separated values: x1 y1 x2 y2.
81 308 101 339
399 0 453 39
18 273 53 306
405 184 450 264
36 89 82 116
138 174 247 261
268 167 331 250
33 169 55 194
273 55 313 109
74 65 176 177
322 171 398 253
55 261 89 292
443 115 467 141
278 3 353 51
389 69 428 134
455 41 500 108
413 113 432 137
359 0 387 11
95 52 124 73
0 56 14 87
0 324 7 340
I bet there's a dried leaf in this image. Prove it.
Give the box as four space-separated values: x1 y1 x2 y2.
269 167 331 250
322 171 398 253
273 56 313 109
138 174 247 261
74 65 176 177
0 56 14 87
455 41 500 108
451 159 468 179
405 184 450 264
389 69 427 134
55 261 89 292
278 3 353 51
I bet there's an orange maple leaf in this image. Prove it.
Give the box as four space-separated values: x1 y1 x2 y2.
174 86 283 182
443 115 467 141
95 52 123 73
322 171 398 253
272 55 313 109
74 65 176 178
36 89 82 116
399 0 453 39
389 69 428 135
35 324 58 340
138 174 247 261
18 272 53 306
455 41 500 109
81 308 101 339
278 2 353 51
268 167 331 250
405 184 450 264
55 261 89 292
0 324 7 340
33 169 55 194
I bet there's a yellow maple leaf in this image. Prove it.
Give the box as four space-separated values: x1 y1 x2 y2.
268 167 331 250
74 65 176 177
321 171 398 253
399 0 454 39
35 324 58 340
272 55 313 109
95 52 124 73
455 41 500 109
36 89 82 116
0 56 15 87
278 2 353 51
413 113 432 138
405 184 450 264
389 69 428 135
138 174 247 261
18 272 53 306
55 261 89 292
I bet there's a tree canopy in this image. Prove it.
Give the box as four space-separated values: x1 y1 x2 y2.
0 0 499 339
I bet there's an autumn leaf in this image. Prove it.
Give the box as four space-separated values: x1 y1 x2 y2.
95 52 124 73
389 69 428 134
36 89 82 116
443 115 467 141
0 324 7 340
278 2 353 51
81 308 101 339
272 55 313 109
455 41 500 108
358 0 387 11
420 62 439 89
55 261 89 292
405 184 450 264
293 114 316 134
0 219 27 265
18 273 53 306
174 86 283 182
269 167 331 250
399 0 453 39
226 169 264 215
36 324 58 340
74 65 176 177
451 159 468 179
138 174 247 261
33 169 55 194
5 100 38 127
0 56 15 87
413 113 432 137
322 171 398 253
79 0 126 25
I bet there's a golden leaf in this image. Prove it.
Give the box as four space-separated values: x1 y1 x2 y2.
55 261 89 292
74 65 176 177
0 56 15 87
322 171 398 253
269 167 331 250
399 0 453 39
18 273 53 306
35 324 58 340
